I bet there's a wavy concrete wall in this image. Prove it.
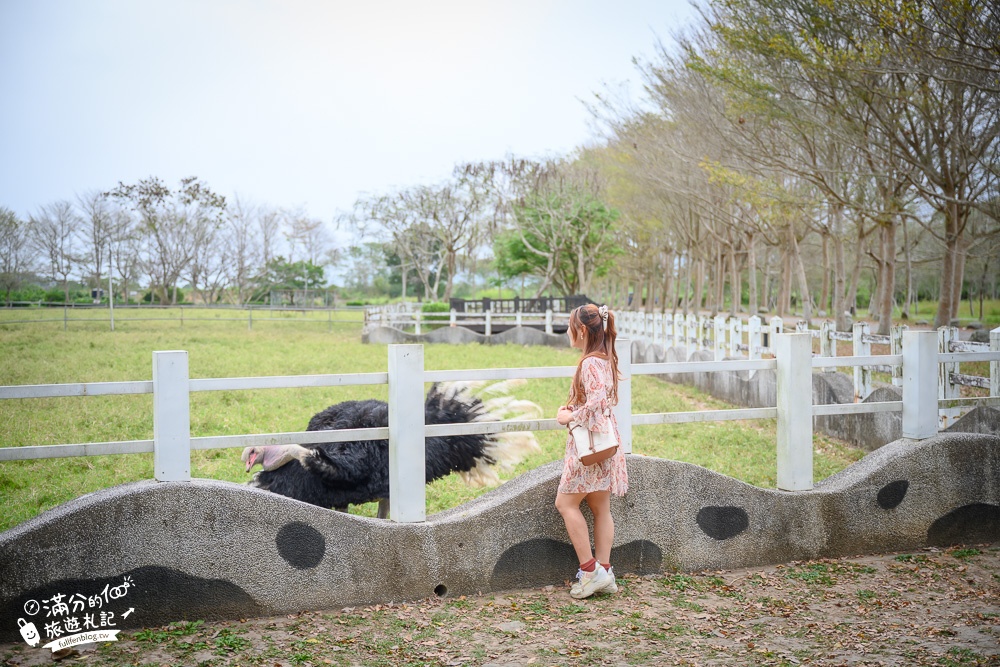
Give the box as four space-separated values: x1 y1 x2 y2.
2 432 998 640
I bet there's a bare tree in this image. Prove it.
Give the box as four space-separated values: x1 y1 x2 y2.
0 207 37 305
76 190 113 297
107 177 226 304
30 200 79 302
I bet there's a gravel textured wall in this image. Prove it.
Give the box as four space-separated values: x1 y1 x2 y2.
2 431 998 640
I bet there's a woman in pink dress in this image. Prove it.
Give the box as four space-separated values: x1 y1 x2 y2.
555 304 629 599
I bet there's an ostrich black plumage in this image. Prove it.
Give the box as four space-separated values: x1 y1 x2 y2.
242 382 539 517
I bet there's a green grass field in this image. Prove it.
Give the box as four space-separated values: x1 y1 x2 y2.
0 316 863 532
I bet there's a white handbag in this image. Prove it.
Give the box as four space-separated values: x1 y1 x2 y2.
569 416 618 466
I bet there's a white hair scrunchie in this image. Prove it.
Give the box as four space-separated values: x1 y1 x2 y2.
598 304 608 331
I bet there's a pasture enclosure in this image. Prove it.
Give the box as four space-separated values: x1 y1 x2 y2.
3 311 997 526
0 322 863 532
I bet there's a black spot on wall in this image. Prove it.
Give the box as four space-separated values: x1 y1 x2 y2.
276 522 325 569
877 480 909 510
0 566 264 643
926 503 1000 547
609 540 663 576
697 506 749 540
489 538 662 591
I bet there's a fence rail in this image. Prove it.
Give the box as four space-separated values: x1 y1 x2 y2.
0 304 365 331
3 332 999 521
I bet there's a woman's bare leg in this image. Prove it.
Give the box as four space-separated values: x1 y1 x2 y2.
555 491 593 564
586 490 614 564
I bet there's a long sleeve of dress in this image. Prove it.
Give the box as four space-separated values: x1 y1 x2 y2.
570 357 613 433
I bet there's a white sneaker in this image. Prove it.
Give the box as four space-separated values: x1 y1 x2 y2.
570 565 612 599
601 566 618 594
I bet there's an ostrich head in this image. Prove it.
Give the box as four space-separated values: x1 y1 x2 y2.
241 445 304 472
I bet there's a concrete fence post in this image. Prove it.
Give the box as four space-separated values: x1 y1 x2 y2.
820 320 835 372
545 309 553 335
673 313 683 350
890 324 907 387
714 315 726 361
938 327 961 428
516 311 522 328
414 309 421 335
450 309 457 327
775 333 813 491
748 316 762 361
853 321 871 402
646 312 654 343
729 317 741 359
485 308 492 336
654 312 663 349
153 351 191 482
991 326 1000 397
613 337 632 454
902 330 938 440
388 344 425 523
687 314 698 352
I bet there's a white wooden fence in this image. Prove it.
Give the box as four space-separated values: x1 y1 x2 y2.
3 332 998 522
365 304 570 335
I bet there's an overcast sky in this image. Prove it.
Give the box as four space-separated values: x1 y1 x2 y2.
1 0 697 232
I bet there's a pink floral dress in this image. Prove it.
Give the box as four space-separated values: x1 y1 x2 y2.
557 356 629 496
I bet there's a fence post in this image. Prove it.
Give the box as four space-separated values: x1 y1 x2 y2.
153 351 191 482
673 313 683 350
450 309 457 327
713 315 726 361
748 316 762 361
729 317 741 359
687 314 698 352
388 344 425 523
992 326 1000 397
902 330 938 440
414 309 421 335
938 327 960 428
654 312 663 349
485 307 492 336
852 321 871 402
516 311 522 328
613 337 632 454
108 271 115 332
769 316 783 355
545 309 553 334
890 324 907 387
820 321 834 372
775 333 813 491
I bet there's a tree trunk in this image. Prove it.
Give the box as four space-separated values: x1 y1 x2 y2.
901 220 912 319
778 246 791 317
728 244 740 316
820 232 830 316
790 227 812 325
660 250 673 314
876 220 897 335
935 198 962 328
833 233 849 331
693 259 705 315
746 233 757 316
950 236 966 323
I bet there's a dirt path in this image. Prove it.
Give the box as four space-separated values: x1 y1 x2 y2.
3 544 998 667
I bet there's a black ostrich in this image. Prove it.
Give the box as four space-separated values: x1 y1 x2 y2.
242 382 540 518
